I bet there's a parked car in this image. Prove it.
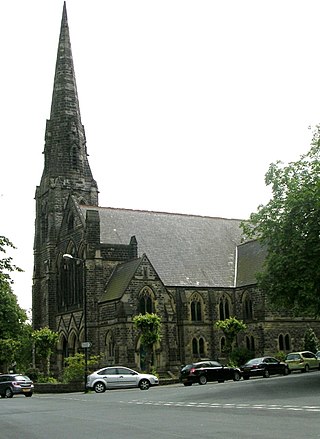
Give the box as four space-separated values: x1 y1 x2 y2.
285 351 320 373
86 366 159 393
0 374 34 398
180 360 241 386
316 351 320 360
241 357 289 379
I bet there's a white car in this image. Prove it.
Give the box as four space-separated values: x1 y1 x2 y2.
86 366 159 393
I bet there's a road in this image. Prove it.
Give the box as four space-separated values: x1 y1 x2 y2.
1 371 320 439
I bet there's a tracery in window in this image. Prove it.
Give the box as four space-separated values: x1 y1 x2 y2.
57 246 83 311
191 299 202 321
138 287 154 314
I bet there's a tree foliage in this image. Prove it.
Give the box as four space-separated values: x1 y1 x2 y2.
241 130 320 316
304 327 319 353
215 317 247 355
133 313 162 347
0 236 29 372
32 327 59 376
0 236 23 286
133 313 161 372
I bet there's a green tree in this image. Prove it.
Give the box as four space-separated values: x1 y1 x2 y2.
32 327 59 377
0 236 23 285
0 282 27 340
133 313 161 372
304 327 319 353
0 236 28 372
215 317 247 356
241 130 320 316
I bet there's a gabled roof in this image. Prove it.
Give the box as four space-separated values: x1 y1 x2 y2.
101 257 143 302
80 206 243 288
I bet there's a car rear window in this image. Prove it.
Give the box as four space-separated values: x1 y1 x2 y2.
181 365 193 372
286 354 300 360
246 358 261 365
302 352 315 359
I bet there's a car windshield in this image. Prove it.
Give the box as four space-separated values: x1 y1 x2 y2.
14 375 30 381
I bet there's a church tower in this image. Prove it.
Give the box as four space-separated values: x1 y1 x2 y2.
33 2 98 330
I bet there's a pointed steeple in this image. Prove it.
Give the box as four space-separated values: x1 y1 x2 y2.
50 2 81 121
41 1 98 206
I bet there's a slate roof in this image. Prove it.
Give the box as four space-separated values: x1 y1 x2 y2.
80 206 244 288
101 257 143 302
236 240 267 287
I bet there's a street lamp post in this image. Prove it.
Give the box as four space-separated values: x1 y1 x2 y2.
63 254 89 393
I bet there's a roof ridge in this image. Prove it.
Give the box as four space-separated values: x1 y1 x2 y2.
79 204 243 221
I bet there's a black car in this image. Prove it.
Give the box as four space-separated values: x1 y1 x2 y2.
180 360 241 386
0 374 34 398
241 357 289 380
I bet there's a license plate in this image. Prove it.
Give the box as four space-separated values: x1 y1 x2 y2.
22 389 31 392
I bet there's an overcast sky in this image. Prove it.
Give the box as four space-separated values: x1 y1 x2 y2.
1 0 320 312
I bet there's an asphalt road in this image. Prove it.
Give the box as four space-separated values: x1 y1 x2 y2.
1 371 320 439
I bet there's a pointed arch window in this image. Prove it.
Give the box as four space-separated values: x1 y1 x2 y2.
219 297 230 320
220 336 226 352
245 335 255 353
191 300 202 321
57 248 83 311
279 333 291 351
192 337 206 357
138 287 154 315
40 202 48 243
243 294 253 320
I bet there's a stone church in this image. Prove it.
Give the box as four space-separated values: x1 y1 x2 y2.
32 3 320 375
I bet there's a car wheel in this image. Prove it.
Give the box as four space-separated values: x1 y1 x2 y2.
5 388 13 398
139 379 150 390
283 367 289 376
233 371 241 381
199 375 207 385
93 382 106 393
263 369 270 378
25 393 33 397
304 364 310 373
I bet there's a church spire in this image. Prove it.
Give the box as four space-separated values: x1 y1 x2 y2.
41 1 98 205
50 1 81 121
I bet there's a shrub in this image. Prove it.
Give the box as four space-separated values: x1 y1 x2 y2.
229 347 253 367
274 351 286 362
62 353 100 383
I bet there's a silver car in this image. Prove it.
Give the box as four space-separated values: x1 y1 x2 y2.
86 366 159 393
